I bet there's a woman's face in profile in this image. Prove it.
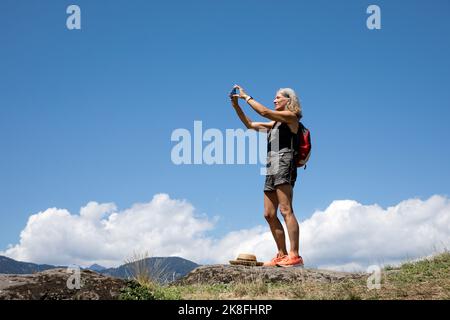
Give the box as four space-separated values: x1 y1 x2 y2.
273 93 289 111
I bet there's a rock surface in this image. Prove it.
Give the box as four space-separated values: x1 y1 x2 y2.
177 264 367 285
0 268 127 300
0 265 369 299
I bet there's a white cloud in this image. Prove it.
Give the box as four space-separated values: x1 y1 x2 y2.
2 194 215 268
1 194 450 272
301 195 450 271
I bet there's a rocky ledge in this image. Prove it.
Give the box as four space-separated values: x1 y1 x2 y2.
177 264 367 285
0 268 127 300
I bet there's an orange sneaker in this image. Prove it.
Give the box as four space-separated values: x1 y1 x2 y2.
263 253 288 267
276 255 304 268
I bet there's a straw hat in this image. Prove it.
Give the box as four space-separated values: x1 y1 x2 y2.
229 253 263 266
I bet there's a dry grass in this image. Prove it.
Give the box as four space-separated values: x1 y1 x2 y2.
124 251 170 285
120 251 181 300
124 251 151 285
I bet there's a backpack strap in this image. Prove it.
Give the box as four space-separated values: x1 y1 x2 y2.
291 121 308 170
290 123 297 167
290 121 300 153
298 122 308 170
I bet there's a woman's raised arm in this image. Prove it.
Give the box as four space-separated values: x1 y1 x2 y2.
231 96 274 131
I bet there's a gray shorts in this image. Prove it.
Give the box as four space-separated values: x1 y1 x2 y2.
264 150 297 192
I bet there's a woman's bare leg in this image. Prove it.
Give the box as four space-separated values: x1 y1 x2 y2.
264 190 287 255
275 184 300 256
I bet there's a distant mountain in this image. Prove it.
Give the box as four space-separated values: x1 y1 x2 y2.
0 255 200 283
0 256 60 274
87 264 107 272
100 257 200 283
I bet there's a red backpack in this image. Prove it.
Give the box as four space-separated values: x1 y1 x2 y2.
294 122 311 169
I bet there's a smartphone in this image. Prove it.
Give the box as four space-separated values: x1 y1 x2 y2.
230 87 238 96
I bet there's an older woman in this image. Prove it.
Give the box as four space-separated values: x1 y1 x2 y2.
230 85 304 267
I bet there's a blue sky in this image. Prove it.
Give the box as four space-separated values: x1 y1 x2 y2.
0 0 449 263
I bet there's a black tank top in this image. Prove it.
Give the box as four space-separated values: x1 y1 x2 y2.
267 122 298 153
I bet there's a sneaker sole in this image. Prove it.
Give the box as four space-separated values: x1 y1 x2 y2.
264 262 285 267
276 263 304 268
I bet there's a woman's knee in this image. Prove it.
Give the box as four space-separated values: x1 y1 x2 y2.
263 209 277 221
278 204 293 218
